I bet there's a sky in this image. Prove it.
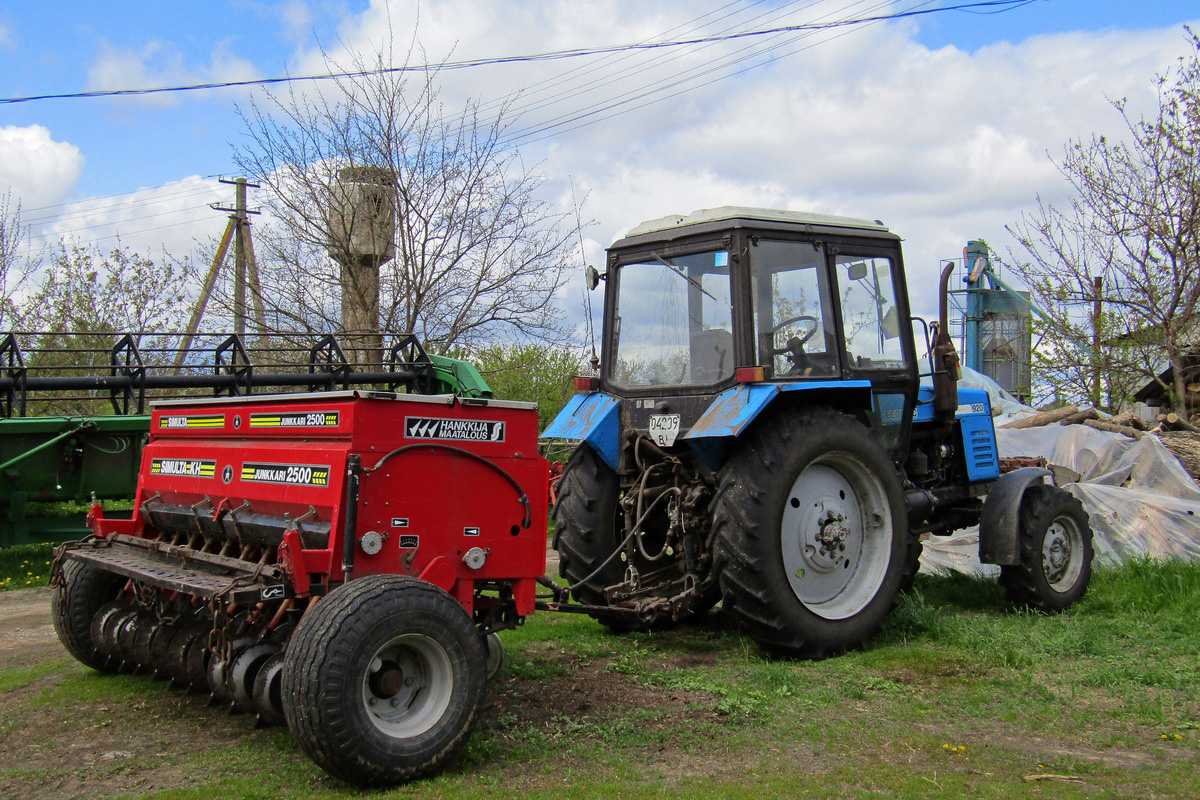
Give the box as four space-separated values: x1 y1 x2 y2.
1 0 1198 339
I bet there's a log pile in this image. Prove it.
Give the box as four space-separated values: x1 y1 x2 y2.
1159 432 1200 480
1001 405 1200 483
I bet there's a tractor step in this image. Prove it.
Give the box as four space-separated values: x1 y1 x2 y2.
60 535 288 603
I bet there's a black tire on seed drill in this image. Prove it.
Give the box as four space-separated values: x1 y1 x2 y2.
282 575 486 787
713 408 908 659
1000 484 1093 611
52 559 127 672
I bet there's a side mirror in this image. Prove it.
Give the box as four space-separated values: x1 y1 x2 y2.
585 265 602 290
846 261 868 281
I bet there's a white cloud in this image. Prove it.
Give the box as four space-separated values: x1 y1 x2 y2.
0 125 84 209
279 0 314 45
86 38 261 109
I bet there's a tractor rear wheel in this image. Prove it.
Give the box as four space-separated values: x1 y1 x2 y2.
1000 485 1092 611
282 575 486 787
52 559 127 672
713 409 907 658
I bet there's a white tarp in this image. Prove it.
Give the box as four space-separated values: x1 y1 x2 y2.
920 368 1200 575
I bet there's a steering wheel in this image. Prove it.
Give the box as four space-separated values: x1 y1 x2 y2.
768 314 819 348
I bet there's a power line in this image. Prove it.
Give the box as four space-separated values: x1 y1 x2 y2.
18 175 217 214
23 184 221 226
491 0 822 132
502 0 906 147
0 1 1036 105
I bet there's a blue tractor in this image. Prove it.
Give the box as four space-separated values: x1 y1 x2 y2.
542 207 1093 657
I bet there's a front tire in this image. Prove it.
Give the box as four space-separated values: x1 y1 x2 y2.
554 443 623 610
1000 485 1092 611
713 409 907 658
282 575 486 786
52 559 127 672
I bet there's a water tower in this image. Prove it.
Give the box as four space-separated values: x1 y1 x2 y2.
327 166 396 366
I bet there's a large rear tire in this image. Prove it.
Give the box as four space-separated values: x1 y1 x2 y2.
52 559 127 672
282 575 486 787
1000 485 1092 611
713 409 907 658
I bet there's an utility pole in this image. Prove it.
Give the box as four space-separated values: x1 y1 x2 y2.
213 177 264 338
1092 275 1103 409
177 178 265 366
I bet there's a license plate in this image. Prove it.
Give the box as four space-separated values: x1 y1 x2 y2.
648 414 681 447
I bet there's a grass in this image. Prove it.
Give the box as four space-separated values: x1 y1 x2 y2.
1 559 1198 799
0 542 54 591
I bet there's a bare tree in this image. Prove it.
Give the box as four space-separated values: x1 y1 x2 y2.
231 42 577 354
0 192 37 328
1007 30 1200 412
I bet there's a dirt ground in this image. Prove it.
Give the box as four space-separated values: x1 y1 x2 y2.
0 547 750 800
0 582 747 800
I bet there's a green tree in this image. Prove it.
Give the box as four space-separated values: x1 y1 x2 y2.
471 343 581 431
1008 30 1200 412
16 243 194 415
0 192 36 329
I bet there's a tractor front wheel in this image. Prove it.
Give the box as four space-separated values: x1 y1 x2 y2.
282 575 486 787
714 409 907 658
1000 485 1093 611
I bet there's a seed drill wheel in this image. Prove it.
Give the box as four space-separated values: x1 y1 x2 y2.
714 409 907 658
52 560 127 673
1000 484 1093 611
282 575 486 787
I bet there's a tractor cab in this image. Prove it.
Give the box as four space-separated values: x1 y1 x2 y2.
556 207 921 470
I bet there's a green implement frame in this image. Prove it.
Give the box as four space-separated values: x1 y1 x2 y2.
0 415 147 547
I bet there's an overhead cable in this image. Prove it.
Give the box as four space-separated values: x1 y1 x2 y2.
0 1 1037 105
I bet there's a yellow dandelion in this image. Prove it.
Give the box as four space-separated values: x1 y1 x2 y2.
1175 734 1183 740
1161 734 1170 739
943 744 950 749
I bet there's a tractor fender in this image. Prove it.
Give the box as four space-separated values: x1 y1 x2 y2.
978 467 1052 565
683 380 873 470
539 393 620 471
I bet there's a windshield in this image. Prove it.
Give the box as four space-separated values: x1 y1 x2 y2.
610 249 734 387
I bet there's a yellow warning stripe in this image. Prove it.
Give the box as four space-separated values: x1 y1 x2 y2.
248 413 340 427
159 415 224 428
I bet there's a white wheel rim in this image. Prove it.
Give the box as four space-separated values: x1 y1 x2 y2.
362 633 454 737
780 453 892 620
1042 515 1084 592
